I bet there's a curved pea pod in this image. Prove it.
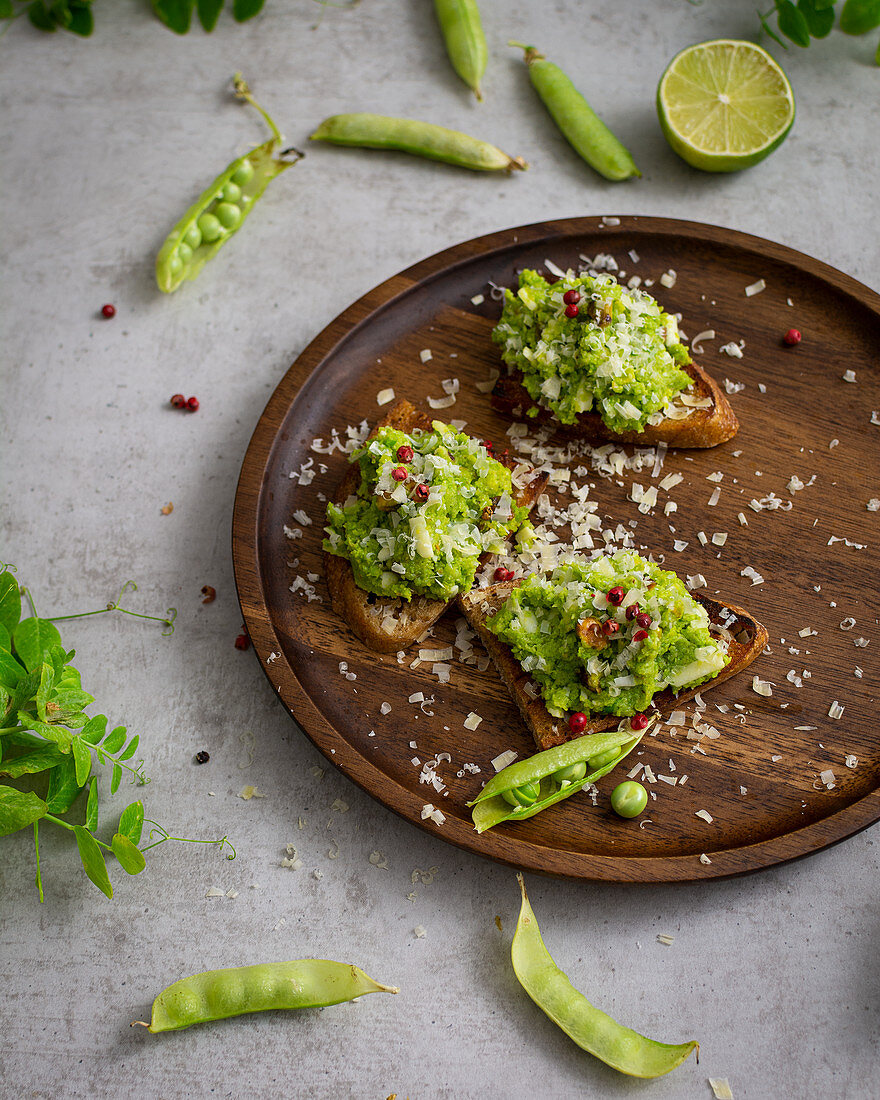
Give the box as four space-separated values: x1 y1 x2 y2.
512 875 699 1078
468 726 646 834
138 960 398 1033
511 42 640 181
156 140 303 293
433 0 488 100
309 113 527 172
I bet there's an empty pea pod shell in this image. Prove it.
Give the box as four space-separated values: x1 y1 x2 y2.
468 726 646 834
511 43 640 181
433 0 488 100
309 113 527 172
512 875 699 1078
136 960 398 1032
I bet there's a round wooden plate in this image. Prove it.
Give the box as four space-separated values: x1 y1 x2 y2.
233 216 880 883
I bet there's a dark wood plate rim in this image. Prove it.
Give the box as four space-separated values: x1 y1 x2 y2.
232 214 880 884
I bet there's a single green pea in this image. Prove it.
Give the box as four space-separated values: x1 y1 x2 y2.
610 781 648 819
183 224 202 250
502 779 541 808
553 761 588 786
168 255 183 276
215 202 242 229
231 158 254 186
197 212 223 242
588 748 620 771
177 242 193 265
221 181 242 203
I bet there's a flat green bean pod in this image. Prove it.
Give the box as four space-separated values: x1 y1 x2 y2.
156 75 303 293
512 875 699 1078
434 0 488 100
510 42 640 181
468 726 648 834
310 113 527 172
135 960 398 1033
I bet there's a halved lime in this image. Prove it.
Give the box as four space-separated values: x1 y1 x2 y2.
657 39 795 172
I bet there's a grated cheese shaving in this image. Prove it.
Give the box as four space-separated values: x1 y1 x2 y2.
376 387 395 406
492 749 518 772
695 809 714 824
745 278 766 296
419 348 433 363
709 1079 734 1100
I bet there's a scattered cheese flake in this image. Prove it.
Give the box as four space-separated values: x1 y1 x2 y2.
712 532 728 546
708 487 721 506
719 341 744 358
376 387 395 406
380 701 392 714
868 499 880 511
819 768 836 789
751 676 773 697
470 293 485 305
695 809 714 824
740 566 764 586
699 853 712 865
660 269 677 288
659 472 683 491
828 700 844 720
205 887 225 898
842 369 856 383
419 348 433 363
745 278 766 296
656 933 675 946
845 754 858 769
331 798 349 813
686 574 707 590
690 329 715 354
709 1079 734 1100
492 749 518 772
369 851 389 869
238 785 265 800
738 513 749 526
475 368 500 393
413 925 427 939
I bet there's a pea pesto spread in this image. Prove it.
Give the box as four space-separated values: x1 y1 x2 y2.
488 550 729 718
492 269 692 432
324 421 526 601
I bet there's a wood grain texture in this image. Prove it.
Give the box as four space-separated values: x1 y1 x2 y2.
233 216 880 883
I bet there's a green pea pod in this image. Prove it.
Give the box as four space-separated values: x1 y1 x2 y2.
512 875 699 1078
510 42 640 181
469 727 645 834
137 960 399 1033
156 74 303 293
309 113 527 172
434 0 488 100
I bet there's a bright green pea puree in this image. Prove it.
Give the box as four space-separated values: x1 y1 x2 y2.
492 269 692 432
487 550 729 717
324 422 526 601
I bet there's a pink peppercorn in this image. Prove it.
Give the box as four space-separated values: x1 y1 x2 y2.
391 467 408 482
569 712 587 734
630 713 649 731
783 328 801 346
101 304 116 319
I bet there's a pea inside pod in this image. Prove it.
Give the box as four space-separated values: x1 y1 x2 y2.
512 875 699 1078
510 42 640 181
156 74 303 294
133 960 398 1033
468 723 652 834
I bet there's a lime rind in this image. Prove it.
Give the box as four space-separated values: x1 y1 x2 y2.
657 39 795 172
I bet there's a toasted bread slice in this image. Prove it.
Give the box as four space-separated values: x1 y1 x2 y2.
458 582 768 751
491 358 738 448
324 400 548 654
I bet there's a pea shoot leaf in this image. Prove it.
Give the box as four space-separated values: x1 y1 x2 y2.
71 735 92 786
197 0 222 30
233 0 265 20
17 712 73 751
0 0 14 18
13 617 62 672
110 762 122 794
66 0 92 34
0 787 48 837
45 754 82 812
1 743 67 780
74 825 112 898
0 649 26 691
118 800 144 845
117 733 140 761
151 0 192 33
798 0 836 35
85 779 99 831
112 832 146 875
101 725 127 754
79 714 107 745
840 0 880 32
776 0 813 44
0 573 22 635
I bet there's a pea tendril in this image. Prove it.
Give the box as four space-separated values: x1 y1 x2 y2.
26 579 178 636
142 820 237 860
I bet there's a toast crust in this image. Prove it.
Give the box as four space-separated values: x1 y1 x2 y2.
491 358 738 449
458 582 768 751
323 400 548 654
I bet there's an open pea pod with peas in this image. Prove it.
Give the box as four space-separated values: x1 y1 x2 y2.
156 74 303 293
468 723 650 834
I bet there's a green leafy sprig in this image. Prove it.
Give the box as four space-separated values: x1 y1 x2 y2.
758 0 880 61
0 565 231 901
0 0 266 37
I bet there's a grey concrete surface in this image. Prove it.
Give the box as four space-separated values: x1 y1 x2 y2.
1 2 878 1097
